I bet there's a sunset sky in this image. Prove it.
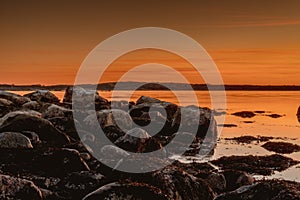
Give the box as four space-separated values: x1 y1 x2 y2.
1 0 300 85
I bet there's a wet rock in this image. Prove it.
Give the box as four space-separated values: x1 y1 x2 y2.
24 90 60 104
34 148 90 177
115 128 150 153
0 174 43 200
48 117 80 141
0 91 31 106
222 170 254 191
232 111 256 118
56 171 106 199
0 132 33 149
0 113 70 146
262 141 300 154
266 113 284 118
83 182 169 200
141 165 216 200
0 98 15 117
215 179 300 200
212 154 299 176
206 172 226 194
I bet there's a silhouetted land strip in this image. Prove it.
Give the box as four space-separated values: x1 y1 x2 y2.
1 82 300 91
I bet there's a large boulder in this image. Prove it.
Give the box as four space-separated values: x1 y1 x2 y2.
42 104 72 119
83 109 132 142
172 106 217 141
0 174 43 200
24 90 60 104
0 132 33 149
0 112 70 146
0 91 31 106
114 128 150 152
22 101 43 112
63 86 109 110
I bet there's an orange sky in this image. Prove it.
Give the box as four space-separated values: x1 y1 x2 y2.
0 0 300 85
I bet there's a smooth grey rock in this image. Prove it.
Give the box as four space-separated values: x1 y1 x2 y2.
0 132 33 149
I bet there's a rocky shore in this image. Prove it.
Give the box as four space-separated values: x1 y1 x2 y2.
0 88 299 200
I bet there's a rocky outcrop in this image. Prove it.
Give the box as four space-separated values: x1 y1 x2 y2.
24 90 60 104
262 141 300 154
212 154 299 175
0 91 30 106
0 174 43 200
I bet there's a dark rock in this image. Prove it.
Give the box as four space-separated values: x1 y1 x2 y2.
42 104 73 120
262 141 300 154
56 171 106 199
225 135 273 143
172 106 218 141
0 132 33 148
266 114 284 118
0 174 43 200
84 109 132 132
0 91 31 106
0 113 70 146
0 98 15 117
63 86 109 110
136 96 162 105
243 120 255 123
134 96 179 121
218 124 238 128
212 154 299 175
83 182 169 200
215 179 300 200
232 111 256 118
21 131 41 145
24 90 60 104
140 165 216 200
33 148 90 177
254 110 266 114
222 170 254 191
114 128 150 153
22 101 43 112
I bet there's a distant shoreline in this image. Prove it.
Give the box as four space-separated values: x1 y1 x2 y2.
1 82 300 91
